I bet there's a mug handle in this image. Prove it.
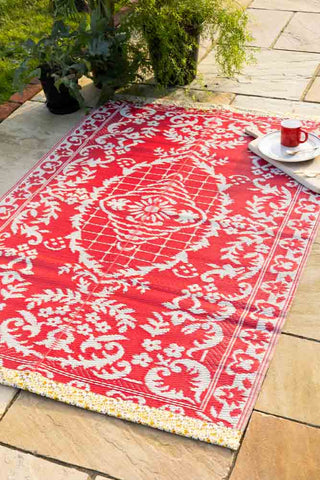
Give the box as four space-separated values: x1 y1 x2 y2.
299 129 309 143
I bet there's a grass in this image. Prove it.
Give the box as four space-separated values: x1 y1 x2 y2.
0 0 52 104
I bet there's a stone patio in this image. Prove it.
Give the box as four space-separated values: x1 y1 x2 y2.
0 1 319 479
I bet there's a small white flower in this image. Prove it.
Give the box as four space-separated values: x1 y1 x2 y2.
86 312 101 323
77 324 92 335
56 306 70 314
3 248 17 256
134 118 144 124
0 303 5 311
39 307 54 317
47 316 62 326
142 339 161 352
132 353 152 367
204 283 217 293
204 292 220 303
96 321 111 333
188 284 202 293
164 343 185 358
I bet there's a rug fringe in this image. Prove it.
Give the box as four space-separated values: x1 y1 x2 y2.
0 365 241 450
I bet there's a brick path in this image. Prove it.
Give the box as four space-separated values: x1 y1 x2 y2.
0 1 319 479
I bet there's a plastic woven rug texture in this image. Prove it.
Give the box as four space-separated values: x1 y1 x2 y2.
0 101 319 450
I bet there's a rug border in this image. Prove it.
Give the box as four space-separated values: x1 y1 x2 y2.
236 201 320 429
0 365 241 450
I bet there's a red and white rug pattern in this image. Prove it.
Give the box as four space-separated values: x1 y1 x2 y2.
0 101 319 449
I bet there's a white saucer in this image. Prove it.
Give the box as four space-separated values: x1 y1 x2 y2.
258 131 320 163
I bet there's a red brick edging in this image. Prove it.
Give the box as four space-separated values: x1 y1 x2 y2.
0 78 42 122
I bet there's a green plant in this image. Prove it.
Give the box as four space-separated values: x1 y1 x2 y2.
78 9 147 93
122 0 252 86
13 20 88 104
50 1 148 98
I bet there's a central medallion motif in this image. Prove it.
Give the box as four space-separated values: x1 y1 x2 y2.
99 175 206 248
75 160 220 277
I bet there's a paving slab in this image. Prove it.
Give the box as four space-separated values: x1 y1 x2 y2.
0 392 234 480
255 334 320 426
198 49 320 100
0 385 17 418
250 0 320 12
283 243 320 341
0 101 90 197
0 444 89 480
238 0 253 7
275 13 320 53
230 412 320 480
247 9 292 48
232 95 320 116
199 36 213 61
305 77 320 102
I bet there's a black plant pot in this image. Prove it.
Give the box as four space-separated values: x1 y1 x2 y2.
146 24 201 87
40 67 80 115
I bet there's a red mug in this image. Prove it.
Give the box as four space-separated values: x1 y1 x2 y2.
281 119 308 147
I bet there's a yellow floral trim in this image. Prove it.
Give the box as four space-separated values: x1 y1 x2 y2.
0 366 241 450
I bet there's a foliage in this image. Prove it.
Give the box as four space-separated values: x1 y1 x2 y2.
50 0 90 17
52 0 116 23
13 20 88 105
12 3 148 105
2 0 251 104
51 1 149 98
122 0 253 86
77 9 148 93
0 0 52 103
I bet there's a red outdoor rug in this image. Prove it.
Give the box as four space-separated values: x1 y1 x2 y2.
0 101 319 450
